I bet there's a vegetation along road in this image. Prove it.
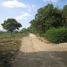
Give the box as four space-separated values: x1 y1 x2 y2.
12 33 67 67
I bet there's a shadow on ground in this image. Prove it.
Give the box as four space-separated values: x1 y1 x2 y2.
13 51 67 67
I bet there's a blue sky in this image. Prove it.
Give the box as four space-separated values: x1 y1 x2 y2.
0 0 67 31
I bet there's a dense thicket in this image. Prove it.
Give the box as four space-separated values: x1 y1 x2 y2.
45 27 67 43
30 4 67 43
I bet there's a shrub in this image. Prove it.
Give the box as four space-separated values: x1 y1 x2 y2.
45 27 67 43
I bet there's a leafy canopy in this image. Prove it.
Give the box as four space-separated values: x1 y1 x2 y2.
1 18 22 32
30 4 67 33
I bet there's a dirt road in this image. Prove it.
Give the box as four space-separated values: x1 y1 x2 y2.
13 33 67 67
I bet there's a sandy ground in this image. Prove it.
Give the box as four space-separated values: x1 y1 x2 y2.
12 33 67 67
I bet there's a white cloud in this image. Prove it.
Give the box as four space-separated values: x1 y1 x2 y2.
0 0 36 29
15 12 31 21
1 0 27 8
43 0 59 4
14 12 32 28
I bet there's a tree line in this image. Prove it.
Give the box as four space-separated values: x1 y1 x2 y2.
29 4 67 43
29 4 67 33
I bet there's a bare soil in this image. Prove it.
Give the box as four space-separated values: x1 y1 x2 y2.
12 33 67 67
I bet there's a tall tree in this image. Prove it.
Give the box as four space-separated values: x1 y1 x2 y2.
62 5 67 27
30 4 64 33
1 18 22 33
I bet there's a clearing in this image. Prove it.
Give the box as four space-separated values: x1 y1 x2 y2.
12 33 67 67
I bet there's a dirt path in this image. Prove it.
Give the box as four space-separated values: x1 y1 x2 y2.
12 33 67 67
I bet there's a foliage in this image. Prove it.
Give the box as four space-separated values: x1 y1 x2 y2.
29 4 67 43
20 28 28 33
45 27 67 43
1 18 22 32
20 28 29 36
62 5 67 19
30 4 67 33
62 5 67 26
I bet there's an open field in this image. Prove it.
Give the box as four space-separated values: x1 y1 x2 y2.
0 32 27 67
0 32 29 40
0 33 67 67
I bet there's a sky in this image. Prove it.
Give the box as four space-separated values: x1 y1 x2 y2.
0 0 67 31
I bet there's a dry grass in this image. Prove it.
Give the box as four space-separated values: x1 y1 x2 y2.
0 38 21 67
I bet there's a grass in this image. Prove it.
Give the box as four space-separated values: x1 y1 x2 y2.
0 32 29 40
0 40 20 67
0 32 29 67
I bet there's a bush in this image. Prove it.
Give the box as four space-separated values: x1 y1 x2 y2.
45 27 67 43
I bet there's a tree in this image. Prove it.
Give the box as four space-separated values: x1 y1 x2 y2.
1 18 22 33
62 5 67 19
20 28 28 33
30 4 65 34
62 5 67 27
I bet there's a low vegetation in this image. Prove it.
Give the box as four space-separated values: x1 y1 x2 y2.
0 37 20 67
0 30 29 67
45 27 67 43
